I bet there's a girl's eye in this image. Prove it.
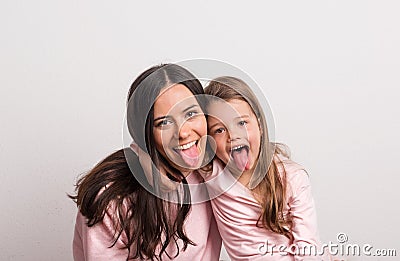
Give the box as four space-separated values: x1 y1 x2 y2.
214 127 225 134
238 120 247 126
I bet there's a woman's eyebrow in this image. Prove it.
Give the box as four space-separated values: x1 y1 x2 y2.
182 104 199 113
154 105 199 122
154 115 171 122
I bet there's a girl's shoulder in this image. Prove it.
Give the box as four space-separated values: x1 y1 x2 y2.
275 154 306 175
274 153 310 193
197 158 224 181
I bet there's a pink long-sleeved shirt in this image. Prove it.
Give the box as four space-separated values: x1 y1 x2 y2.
203 156 332 261
73 171 222 261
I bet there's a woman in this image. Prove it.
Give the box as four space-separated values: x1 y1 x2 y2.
70 64 221 261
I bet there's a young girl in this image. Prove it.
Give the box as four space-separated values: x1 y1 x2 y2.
70 64 221 261
203 76 332 260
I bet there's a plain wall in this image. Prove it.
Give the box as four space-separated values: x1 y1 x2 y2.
1 1 399 260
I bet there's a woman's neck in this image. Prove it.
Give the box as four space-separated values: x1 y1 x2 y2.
181 170 192 178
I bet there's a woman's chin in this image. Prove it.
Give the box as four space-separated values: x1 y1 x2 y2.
178 145 206 170
181 154 206 170
165 155 201 172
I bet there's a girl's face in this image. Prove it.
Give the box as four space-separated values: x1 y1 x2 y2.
207 98 261 173
153 84 207 172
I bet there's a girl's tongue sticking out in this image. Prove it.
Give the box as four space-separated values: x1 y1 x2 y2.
231 145 250 171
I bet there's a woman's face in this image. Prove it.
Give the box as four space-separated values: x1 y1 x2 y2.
153 84 207 172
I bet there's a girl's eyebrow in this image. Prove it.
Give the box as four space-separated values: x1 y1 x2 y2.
208 116 224 130
208 114 250 129
208 122 221 130
154 104 200 122
234 114 250 120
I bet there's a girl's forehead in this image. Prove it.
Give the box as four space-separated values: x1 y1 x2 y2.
207 98 254 119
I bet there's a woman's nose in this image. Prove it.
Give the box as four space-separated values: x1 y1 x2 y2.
178 121 191 140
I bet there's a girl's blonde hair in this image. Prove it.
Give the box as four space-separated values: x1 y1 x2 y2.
204 76 292 239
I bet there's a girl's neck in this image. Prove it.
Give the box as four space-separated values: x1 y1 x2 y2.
237 169 253 187
237 168 264 202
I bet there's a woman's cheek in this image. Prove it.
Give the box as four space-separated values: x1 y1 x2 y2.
153 130 162 148
153 129 172 155
194 116 207 136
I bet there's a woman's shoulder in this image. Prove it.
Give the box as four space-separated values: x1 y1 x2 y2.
74 148 141 221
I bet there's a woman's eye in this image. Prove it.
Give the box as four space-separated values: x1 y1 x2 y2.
186 110 199 119
157 119 173 127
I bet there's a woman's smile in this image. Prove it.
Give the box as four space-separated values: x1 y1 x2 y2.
153 84 207 170
173 140 202 167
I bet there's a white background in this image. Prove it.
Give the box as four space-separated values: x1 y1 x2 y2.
1 1 399 260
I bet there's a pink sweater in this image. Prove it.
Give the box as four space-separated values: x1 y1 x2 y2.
203 156 332 261
73 171 222 261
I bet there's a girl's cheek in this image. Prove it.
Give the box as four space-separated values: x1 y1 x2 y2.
212 139 224 157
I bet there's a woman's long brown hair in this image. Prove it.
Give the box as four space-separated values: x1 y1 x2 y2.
204 77 293 239
70 64 206 260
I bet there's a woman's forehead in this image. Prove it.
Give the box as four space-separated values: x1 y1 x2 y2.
154 84 199 115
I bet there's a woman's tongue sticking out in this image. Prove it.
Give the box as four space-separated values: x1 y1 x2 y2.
177 143 200 167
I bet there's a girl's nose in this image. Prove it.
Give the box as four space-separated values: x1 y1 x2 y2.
227 126 247 143
227 136 239 143
227 130 240 143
